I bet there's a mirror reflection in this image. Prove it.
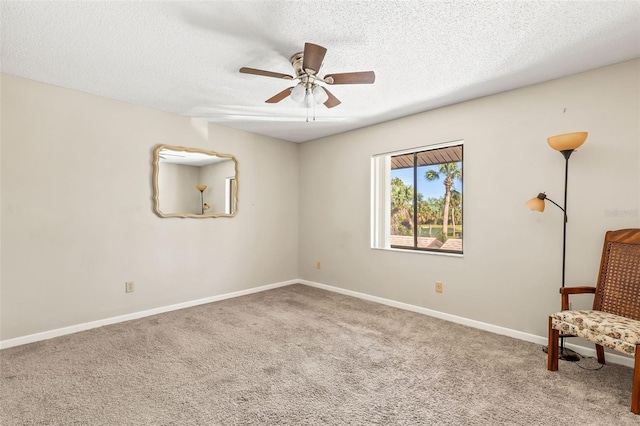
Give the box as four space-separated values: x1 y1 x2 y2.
153 145 238 218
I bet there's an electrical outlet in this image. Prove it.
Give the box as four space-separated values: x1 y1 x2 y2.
125 281 134 293
435 281 443 293
316 261 321 269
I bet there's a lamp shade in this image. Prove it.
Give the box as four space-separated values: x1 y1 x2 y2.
547 132 588 152
313 86 329 104
525 197 545 212
525 193 548 212
305 89 314 108
196 184 208 192
290 84 306 103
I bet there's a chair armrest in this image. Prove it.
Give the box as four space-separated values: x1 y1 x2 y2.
559 286 596 310
560 286 596 295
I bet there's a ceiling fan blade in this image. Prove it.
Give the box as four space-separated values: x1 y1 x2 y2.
322 87 341 108
302 43 327 75
265 87 293 103
239 67 293 80
324 71 376 84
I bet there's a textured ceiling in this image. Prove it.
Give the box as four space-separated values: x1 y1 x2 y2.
2 1 639 143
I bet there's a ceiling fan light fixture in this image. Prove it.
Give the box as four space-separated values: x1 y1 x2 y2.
290 83 306 103
313 86 329 104
305 88 315 108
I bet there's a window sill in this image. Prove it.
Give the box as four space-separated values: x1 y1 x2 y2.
371 247 464 258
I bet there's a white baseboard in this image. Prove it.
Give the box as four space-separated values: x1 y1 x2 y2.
0 279 297 350
2 278 635 369
299 279 636 369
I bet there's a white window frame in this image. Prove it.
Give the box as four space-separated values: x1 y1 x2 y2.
225 176 236 215
371 140 464 256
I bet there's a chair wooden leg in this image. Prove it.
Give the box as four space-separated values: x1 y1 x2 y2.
548 316 559 371
632 345 640 414
595 344 606 365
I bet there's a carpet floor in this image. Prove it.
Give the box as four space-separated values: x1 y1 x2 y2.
1 284 637 425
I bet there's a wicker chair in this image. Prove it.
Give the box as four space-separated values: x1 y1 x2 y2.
547 228 640 414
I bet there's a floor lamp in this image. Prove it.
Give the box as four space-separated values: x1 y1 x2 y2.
196 184 208 215
525 132 588 362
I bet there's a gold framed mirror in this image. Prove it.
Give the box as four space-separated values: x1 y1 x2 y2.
152 145 238 218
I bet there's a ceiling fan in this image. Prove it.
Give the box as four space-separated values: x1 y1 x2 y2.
239 42 375 109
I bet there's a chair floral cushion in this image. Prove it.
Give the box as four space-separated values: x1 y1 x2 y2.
551 309 640 356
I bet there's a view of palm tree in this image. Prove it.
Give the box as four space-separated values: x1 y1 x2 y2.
390 177 414 235
425 162 462 237
390 159 462 252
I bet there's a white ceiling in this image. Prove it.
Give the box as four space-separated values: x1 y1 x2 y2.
2 1 639 143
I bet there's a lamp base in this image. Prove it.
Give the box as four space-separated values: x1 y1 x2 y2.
542 346 581 362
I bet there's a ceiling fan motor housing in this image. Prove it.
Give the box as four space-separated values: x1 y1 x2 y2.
290 52 305 77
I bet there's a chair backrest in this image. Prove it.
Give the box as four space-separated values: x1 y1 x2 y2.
594 228 640 320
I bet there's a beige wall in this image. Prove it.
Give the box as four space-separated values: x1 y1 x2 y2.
158 163 201 214
1 60 638 344
0 74 299 340
299 59 640 339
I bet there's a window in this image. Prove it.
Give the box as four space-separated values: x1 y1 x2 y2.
371 141 463 255
225 177 237 215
